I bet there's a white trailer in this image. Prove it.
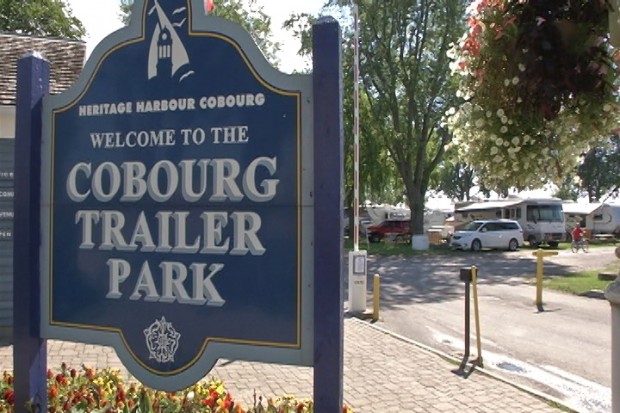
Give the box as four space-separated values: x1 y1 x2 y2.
455 197 565 247
563 202 620 236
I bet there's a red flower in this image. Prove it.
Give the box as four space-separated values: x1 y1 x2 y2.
85 367 95 380
49 386 58 399
55 373 67 385
3 389 14 404
203 396 215 407
116 389 126 403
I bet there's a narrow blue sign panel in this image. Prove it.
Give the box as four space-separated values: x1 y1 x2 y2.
41 0 313 390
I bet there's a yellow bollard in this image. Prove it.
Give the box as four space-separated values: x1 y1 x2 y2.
532 248 558 310
372 274 380 322
471 266 483 367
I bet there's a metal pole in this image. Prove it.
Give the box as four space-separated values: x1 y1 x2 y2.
352 1 360 252
464 278 470 364
535 249 544 309
605 275 620 413
472 266 483 367
372 274 380 321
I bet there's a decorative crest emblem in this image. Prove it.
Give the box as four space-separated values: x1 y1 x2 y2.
144 317 181 363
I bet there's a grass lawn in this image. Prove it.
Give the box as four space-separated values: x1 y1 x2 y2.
544 268 618 295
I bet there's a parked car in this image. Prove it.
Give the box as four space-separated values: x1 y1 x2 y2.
366 220 412 243
450 219 524 251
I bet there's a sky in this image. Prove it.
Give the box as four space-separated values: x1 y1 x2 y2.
66 0 325 73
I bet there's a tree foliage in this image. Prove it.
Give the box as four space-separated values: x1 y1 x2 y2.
430 158 477 202
119 0 280 65
284 5 404 207
286 1 466 235
343 0 466 234
577 135 620 202
0 0 85 39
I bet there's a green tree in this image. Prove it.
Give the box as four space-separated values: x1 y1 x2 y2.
119 0 280 65
345 0 466 235
0 0 85 39
552 175 580 201
287 1 466 237
577 135 620 202
430 158 476 202
285 5 404 212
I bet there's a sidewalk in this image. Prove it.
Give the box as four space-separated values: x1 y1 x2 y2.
0 318 566 412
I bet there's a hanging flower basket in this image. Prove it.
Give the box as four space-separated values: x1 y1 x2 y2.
447 0 620 189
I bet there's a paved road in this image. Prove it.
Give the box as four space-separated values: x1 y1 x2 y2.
360 246 618 413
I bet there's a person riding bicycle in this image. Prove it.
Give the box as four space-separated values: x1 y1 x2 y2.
572 224 584 243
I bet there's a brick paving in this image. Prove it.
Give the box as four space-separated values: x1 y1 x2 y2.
0 318 566 412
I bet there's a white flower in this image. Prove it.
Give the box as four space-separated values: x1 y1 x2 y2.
516 97 522 103
603 103 612 112
500 126 508 133
518 63 526 72
501 116 508 124
511 76 519 85
475 119 485 127
511 137 520 145
496 108 505 117
490 146 499 155
495 137 503 146
504 79 510 86
486 110 492 118
493 155 502 163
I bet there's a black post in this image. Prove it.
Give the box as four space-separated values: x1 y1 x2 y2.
460 268 472 367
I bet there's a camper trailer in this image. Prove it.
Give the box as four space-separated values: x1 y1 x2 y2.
563 202 620 236
454 198 565 247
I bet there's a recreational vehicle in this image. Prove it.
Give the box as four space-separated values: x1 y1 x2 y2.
562 202 620 236
454 198 565 247
364 204 450 233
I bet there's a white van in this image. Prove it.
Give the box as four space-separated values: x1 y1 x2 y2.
450 219 524 251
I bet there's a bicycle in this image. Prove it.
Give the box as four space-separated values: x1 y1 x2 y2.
570 238 589 253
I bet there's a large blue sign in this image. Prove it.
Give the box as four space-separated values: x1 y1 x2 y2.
40 0 313 390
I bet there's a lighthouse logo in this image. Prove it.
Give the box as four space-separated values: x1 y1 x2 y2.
147 0 193 82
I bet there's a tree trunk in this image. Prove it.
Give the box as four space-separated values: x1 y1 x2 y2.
407 186 426 235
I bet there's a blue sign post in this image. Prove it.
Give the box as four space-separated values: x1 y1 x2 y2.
312 17 344 413
13 53 49 413
15 0 343 410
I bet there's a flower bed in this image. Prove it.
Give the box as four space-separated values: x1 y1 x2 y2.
0 364 353 413
447 0 620 189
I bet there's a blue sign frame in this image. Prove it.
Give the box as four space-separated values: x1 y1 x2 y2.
40 0 314 390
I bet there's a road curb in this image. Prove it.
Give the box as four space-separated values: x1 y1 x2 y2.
349 316 579 412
